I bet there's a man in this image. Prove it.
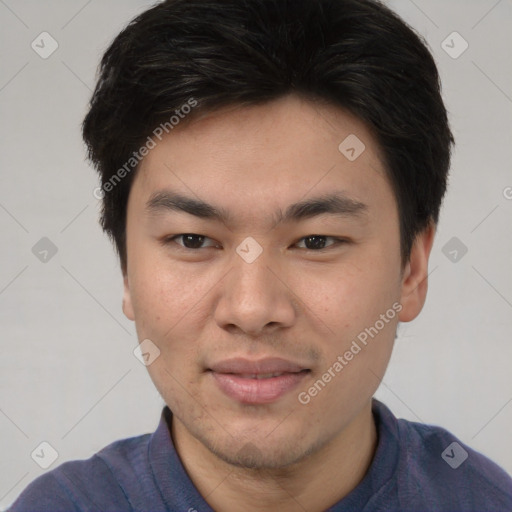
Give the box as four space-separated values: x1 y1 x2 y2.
10 0 512 510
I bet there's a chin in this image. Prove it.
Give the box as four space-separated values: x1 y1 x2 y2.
195 421 322 471
211 439 307 470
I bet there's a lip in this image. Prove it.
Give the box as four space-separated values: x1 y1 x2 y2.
208 357 310 404
209 357 308 375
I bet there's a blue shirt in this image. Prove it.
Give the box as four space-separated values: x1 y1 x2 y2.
9 399 512 511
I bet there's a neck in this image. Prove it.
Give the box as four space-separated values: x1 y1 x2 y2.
171 399 378 512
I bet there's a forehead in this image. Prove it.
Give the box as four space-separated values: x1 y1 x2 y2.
130 95 393 227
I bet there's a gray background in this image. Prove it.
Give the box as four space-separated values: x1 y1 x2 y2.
1 0 511 508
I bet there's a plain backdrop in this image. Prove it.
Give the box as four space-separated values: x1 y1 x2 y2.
1 0 511 508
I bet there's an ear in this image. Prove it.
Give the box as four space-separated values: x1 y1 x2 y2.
398 223 436 323
122 272 135 321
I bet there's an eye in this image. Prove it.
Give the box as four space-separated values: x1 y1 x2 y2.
166 233 219 250
163 234 348 252
295 235 346 250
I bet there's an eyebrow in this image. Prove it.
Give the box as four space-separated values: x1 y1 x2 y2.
145 190 368 229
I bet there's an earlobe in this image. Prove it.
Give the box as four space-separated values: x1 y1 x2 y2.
122 274 135 321
398 223 436 323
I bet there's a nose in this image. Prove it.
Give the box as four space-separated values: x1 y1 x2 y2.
213 249 297 337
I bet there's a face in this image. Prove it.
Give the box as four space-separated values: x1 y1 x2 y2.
123 94 431 469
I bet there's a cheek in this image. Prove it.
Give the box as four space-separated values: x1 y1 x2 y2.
128 260 179 346
130 249 188 318
128 256 215 357
298 255 401 347
298 262 379 321
131 263 206 397
297 263 399 407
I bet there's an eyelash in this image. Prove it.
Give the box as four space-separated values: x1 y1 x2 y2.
163 234 349 251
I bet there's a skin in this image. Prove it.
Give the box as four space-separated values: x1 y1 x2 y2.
122 94 435 512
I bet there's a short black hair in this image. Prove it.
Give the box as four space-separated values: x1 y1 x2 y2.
82 0 454 273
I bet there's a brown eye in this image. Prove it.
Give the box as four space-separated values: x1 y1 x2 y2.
296 235 344 250
168 234 217 249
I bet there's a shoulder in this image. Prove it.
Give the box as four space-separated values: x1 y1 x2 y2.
8 433 152 512
395 416 512 511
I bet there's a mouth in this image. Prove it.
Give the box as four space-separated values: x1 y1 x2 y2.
207 357 311 404
227 371 304 379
